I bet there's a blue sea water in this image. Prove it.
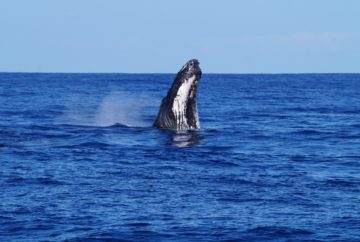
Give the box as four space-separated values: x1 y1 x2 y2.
1 72 360 242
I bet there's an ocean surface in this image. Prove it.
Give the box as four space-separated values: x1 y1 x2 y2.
1 72 360 242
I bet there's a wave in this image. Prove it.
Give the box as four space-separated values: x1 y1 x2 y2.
55 141 110 149
5 177 67 186
244 226 314 237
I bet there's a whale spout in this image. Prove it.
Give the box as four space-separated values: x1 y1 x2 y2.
153 59 202 130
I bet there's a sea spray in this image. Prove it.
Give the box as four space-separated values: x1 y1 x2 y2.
58 91 154 127
93 91 148 127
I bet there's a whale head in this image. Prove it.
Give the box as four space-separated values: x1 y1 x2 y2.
153 59 202 130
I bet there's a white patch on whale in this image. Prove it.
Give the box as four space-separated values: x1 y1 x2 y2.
171 76 196 129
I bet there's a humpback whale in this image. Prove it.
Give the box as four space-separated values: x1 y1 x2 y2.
153 59 202 130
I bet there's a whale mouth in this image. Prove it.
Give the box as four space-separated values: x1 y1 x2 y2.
177 59 202 103
153 59 202 130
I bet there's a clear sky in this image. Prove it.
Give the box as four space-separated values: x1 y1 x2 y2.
0 0 359 73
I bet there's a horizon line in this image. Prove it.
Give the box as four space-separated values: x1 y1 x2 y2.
1 71 359 75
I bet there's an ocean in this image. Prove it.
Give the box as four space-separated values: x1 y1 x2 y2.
1 72 360 241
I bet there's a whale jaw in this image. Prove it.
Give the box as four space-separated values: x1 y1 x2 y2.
153 59 202 130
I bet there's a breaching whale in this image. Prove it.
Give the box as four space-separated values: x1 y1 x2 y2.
153 59 202 130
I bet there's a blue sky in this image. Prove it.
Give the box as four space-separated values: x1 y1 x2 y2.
0 0 359 73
